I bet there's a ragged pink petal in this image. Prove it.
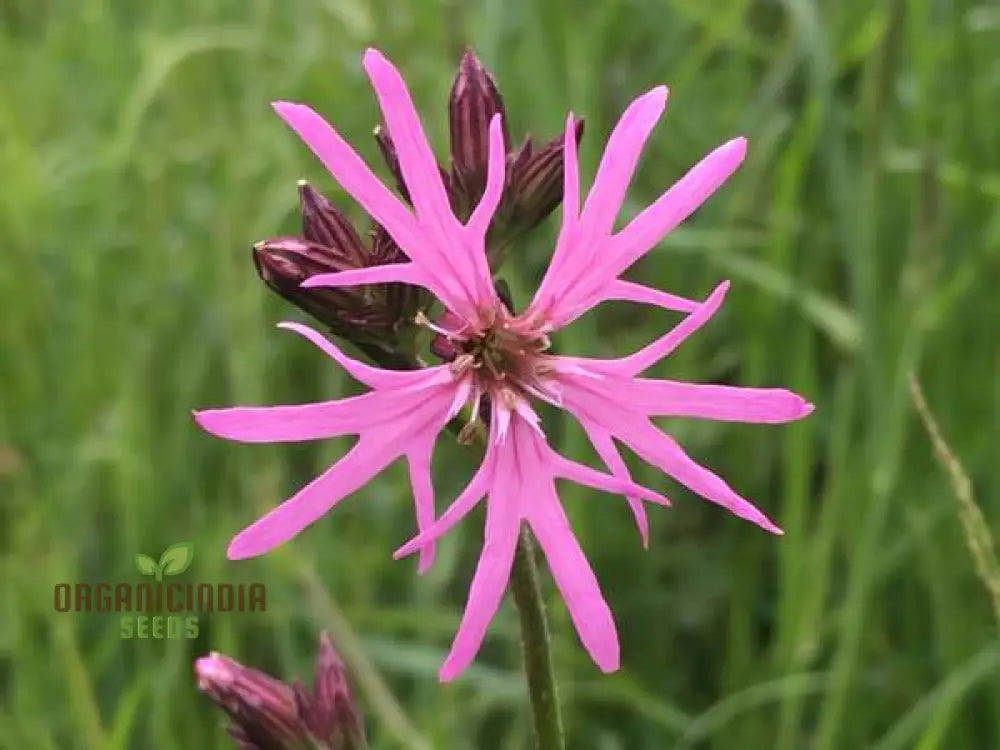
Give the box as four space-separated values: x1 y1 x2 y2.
528 113 581 312
393 448 495 560
220 383 456 559
406 440 438 574
577 420 651 547
559 373 784 534
194 384 446 444
465 115 507 240
546 449 669 507
277 322 450 391
438 460 521 681
578 86 668 240
301 262 432 292
227 438 390 559
607 412 781 534
608 137 747 276
363 49 494 308
271 101 419 252
619 379 815 422
533 90 667 316
194 396 375 444
598 279 699 313
526 485 619 673
362 49 453 226
600 281 730 376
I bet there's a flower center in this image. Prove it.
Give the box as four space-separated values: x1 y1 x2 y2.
421 305 555 441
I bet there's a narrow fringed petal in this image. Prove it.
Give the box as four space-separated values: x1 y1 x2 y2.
546 448 668 507
194 383 445 444
438 449 521 681
362 49 454 230
618 379 815 422
528 122 744 327
393 449 496 560
532 91 666 317
578 86 668 239
194 396 379 444
561 381 782 534
405 440 438 574
600 281 729 376
301 262 433 293
270 102 420 253
610 137 747 274
597 279 699 313
577 420 651 547
277 322 450 391
619 417 783 534
210 385 455 559
465 115 508 241
400 417 665 678
227 439 389 559
526 482 619 673
273 50 504 318
528 113 581 312
363 49 495 308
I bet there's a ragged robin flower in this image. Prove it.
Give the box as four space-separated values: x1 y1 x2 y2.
195 49 814 680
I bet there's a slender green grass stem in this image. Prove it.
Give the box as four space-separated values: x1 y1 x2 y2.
509 527 565 750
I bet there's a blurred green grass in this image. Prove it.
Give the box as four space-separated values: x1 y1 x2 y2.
2 0 999 747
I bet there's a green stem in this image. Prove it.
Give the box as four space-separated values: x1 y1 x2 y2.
509 526 565 750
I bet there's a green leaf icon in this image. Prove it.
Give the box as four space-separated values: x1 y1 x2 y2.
135 554 158 577
159 541 194 577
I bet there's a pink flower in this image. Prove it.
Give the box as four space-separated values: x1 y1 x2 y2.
195 49 814 681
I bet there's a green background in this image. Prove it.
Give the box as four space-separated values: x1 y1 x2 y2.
3 0 999 747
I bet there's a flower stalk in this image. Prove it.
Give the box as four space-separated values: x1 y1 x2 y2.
510 526 565 750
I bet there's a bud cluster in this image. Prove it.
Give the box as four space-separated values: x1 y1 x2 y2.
254 182 420 360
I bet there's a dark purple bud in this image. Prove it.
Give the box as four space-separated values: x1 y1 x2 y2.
298 181 366 266
252 238 399 346
448 48 509 217
368 225 422 330
374 125 455 209
507 117 586 232
484 118 585 265
295 633 365 749
252 184 424 353
195 634 367 750
372 126 409 203
195 652 310 750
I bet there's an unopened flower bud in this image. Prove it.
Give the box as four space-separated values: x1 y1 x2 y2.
372 125 409 203
295 633 365 748
195 652 309 749
374 125 454 209
448 48 509 218
253 238 394 342
195 633 365 750
253 182 421 356
490 117 586 260
298 182 366 267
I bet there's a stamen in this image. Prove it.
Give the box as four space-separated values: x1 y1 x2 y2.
415 310 472 341
450 353 476 377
